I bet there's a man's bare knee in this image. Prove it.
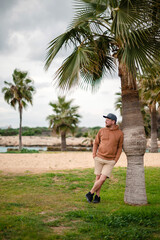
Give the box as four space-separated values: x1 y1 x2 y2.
96 175 101 181
99 175 107 184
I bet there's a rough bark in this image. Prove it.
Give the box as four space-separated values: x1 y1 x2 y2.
61 132 66 151
124 155 147 205
119 62 147 205
150 104 158 152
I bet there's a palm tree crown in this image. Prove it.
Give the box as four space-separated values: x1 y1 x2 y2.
46 96 81 150
45 0 159 91
2 69 35 111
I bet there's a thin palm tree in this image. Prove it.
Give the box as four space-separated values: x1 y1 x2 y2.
45 0 159 205
114 92 122 116
138 69 160 152
2 69 35 150
46 96 81 151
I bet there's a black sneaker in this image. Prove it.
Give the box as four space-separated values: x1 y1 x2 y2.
93 195 100 203
85 192 94 203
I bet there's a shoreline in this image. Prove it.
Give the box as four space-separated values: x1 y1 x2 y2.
1 136 160 148
0 136 89 147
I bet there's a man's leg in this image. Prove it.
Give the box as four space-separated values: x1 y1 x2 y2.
90 174 107 195
85 159 105 203
85 175 101 203
93 175 101 197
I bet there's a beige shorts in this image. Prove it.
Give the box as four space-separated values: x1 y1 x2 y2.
94 156 116 177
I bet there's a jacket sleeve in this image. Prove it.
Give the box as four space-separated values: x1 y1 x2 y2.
115 132 123 162
92 130 100 158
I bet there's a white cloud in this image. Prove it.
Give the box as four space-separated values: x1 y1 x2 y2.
0 0 122 129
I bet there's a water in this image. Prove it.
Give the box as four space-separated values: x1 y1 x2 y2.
0 146 159 153
0 146 47 153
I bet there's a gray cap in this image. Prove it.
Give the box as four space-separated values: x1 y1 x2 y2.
103 113 117 123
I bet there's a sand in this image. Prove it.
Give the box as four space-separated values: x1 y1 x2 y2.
0 136 159 174
0 152 159 174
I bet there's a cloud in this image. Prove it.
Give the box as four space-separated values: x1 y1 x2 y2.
0 0 74 54
0 0 122 129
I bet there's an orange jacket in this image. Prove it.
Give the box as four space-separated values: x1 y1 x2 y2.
93 125 123 162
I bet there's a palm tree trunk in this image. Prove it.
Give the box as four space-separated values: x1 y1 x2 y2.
61 132 66 151
150 104 158 152
19 105 22 151
119 62 147 205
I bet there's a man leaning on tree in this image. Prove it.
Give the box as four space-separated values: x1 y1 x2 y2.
85 113 123 203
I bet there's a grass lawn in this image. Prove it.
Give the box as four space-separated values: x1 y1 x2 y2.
0 167 159 240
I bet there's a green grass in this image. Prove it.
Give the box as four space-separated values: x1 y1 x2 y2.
6 148 39 153
0 167 159 240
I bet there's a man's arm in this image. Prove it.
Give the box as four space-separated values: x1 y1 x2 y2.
115 133 123 162
92 131 100 158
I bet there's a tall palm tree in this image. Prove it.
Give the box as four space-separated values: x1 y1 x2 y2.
45 0 159 205
46 96 81 151
114 91 151 137
138 70 160 152
2 69 35 150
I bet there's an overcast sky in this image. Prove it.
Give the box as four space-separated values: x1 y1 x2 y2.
0 0 121 129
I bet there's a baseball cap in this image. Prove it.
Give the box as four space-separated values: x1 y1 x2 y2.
103 113 117 123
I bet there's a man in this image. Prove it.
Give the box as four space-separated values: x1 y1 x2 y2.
85 113 123 203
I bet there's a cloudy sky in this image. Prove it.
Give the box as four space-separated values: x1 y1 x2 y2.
0 0 121 129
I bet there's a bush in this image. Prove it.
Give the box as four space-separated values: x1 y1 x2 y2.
22 130 35 136
7 148 39 153
0 128 19 136
75 132 83 138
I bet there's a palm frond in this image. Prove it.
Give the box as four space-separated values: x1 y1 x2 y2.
118 27 160 74
2 69 35 111
45 26 90 70
45 0 159 92
54 33 115 91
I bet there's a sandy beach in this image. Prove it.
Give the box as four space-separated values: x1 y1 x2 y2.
0 152 159 174
0 136 159 174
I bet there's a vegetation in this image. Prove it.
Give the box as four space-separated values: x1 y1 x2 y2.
0 126 101 138
0 127 51 136
45 0 159 205
1 69 35 150
0 168 159 240
46 96 81 150
6 148 39 153
114 91 160 141
82 128 100 146
114 92 122 116
138 68 160 152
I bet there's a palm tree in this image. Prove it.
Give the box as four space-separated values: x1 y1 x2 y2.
46 96 81 151
138 70 160 152
2 69 35 150
114 91 151 138
82 128 99 147
45 0 159 205
114 92 122 116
